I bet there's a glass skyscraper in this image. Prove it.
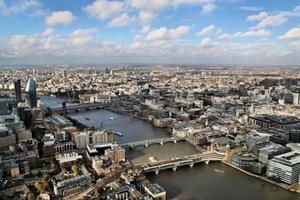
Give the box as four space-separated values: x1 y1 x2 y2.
25 78 37 108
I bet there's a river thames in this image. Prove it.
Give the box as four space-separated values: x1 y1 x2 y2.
43 96 300 200
70 109 299 200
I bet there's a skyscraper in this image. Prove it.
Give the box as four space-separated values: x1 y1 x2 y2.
14 79 22 103
25 78 37 108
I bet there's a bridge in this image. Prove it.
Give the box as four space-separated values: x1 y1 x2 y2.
122 137 186 148
140 151 224 175
52 102 110 114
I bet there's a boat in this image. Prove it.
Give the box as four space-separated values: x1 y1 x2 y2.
111 131 123 137
115 131 123 137
149 156 158 163
110 117 114 120
84 117 90 121
214 169 224 173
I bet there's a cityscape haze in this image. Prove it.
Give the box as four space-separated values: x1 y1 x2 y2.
1 0 300 200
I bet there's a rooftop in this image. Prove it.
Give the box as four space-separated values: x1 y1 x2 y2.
273 151 300 165
143 180 165 195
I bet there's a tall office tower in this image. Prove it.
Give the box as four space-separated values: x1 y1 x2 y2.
105 67 110 74
25 78 37 108
14 79 22 103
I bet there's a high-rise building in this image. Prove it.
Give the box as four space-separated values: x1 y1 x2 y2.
105 67 110 74
25 78 37 108
14 79 22 103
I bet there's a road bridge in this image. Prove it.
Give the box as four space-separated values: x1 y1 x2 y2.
122 137 186 148
52 102 110 114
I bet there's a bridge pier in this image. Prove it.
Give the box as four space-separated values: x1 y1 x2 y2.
160 140 164 146
173 139 177 144
155 169 159 175
173 165 177 172
145 142 149 148
205 160 210 165
189 162 194 168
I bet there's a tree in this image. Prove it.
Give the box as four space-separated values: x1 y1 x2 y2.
34 179 49 193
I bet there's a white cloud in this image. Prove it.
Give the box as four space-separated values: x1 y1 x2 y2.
0 0 45 16
108 13 135 27
237 29 270 37
141 25 151 34
255 14 287 29
247 12 268 21
83 0 124 20
45 11 75 26
279 27 300 40
83 0 216 27
239 6 263 12
201 2 216 14
295 5 300 12
199 38 217 48
129 0 170 11
146 27 167 40
197 25 216 36
41 28 55 36
146 25 189 40
288 40 300 47
1 29 300 65
129 41 142 50
218 29 270 40
70 28 97 46
218 33 231 41
138 11 155 25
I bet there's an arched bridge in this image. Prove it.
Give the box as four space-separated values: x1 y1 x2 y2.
140 151 224 175
122 137 186 149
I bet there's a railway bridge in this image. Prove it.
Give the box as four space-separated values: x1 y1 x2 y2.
122 137 186 149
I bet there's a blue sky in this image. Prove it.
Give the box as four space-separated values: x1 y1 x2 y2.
0 0 300 65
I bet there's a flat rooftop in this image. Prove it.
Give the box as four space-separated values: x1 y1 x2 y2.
143 181 165 195
273 151 300 165
250 115 300 125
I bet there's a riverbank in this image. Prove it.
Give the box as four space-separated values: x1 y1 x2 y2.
222 161 299 193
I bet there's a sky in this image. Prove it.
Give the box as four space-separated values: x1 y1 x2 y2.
0 0 300 65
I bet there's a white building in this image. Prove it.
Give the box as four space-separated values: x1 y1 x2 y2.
75 132 89 149
267 151 300 184
75 130 114 149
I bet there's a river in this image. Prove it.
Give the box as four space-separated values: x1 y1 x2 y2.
39 95 68 108
42 96 300 200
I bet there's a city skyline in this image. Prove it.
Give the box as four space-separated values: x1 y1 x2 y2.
0 0 300 65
